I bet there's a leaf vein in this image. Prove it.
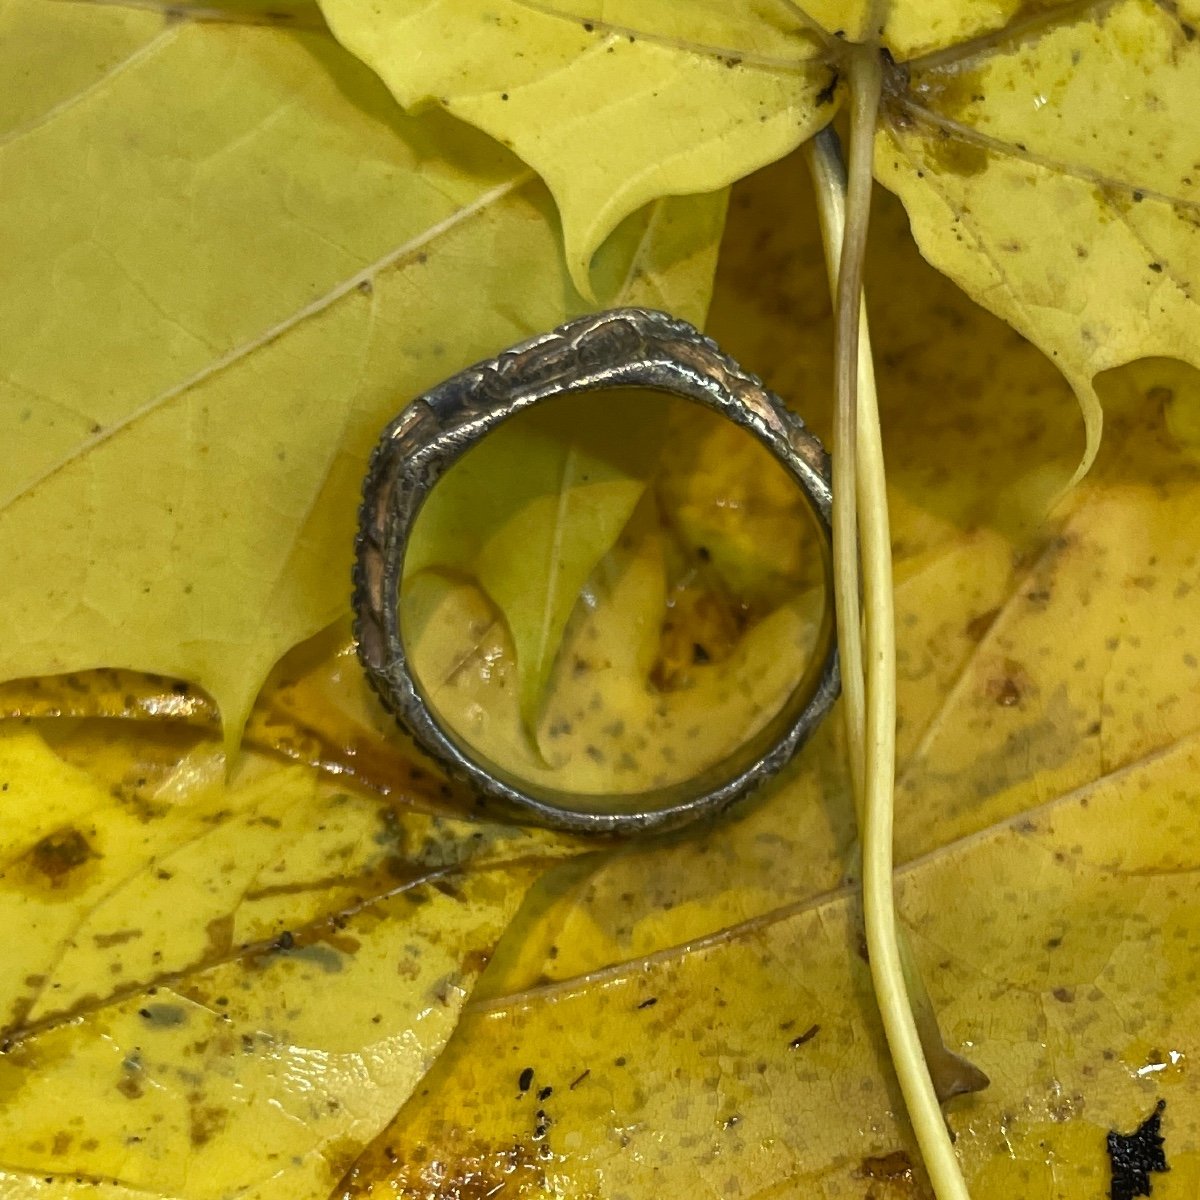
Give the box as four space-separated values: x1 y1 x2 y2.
902 0 1114 72
892 97 1200 215
470 731 1200 1012
0 20 179 150
511 0 825 70
0 173 533 516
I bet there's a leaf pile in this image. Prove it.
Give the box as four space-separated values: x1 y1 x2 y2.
3 0 1200 1197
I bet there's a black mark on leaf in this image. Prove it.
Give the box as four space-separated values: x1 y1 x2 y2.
1108 1099 1168 1200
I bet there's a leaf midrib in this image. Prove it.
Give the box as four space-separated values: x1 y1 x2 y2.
469 730 1196 1016
0 172 534 517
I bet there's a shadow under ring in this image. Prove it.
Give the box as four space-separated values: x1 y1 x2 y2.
353 307 840 835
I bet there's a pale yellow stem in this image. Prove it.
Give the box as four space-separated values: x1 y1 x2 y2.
804 50 973 1200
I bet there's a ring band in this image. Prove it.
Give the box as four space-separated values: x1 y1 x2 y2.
353 307 839 835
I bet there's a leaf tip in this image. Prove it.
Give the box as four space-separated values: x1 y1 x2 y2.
1052 377 1104 504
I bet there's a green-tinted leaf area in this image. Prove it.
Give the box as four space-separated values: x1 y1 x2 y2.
406 391 667 732
0 0 724 739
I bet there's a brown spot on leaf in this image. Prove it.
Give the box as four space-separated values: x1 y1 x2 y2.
93 929 142 949
205 914 234 958
986 658 1032 707
25 827 96 883
322 1136 365 1183
923 127 989 178
965 607 1000 641
337 1141 553 1200
461 948 492 976
14 825 99 892
189 1102 228 1147
650 567 747 691
861 1149 913 1179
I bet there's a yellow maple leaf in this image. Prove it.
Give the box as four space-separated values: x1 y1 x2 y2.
0 728 580 1200
5 2 1200 1197
316 0 837 293
0 0 725 739
6 156 1194 1197
320 0 1200 476
877 0 1200 476
329 149 1200 1200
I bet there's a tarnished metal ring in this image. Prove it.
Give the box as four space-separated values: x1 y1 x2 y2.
353 307 839 836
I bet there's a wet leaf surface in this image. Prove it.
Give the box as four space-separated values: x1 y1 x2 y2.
0 730 579 1200
330 158 1200 1196
340 730 1200 1198
4 2 1200 1196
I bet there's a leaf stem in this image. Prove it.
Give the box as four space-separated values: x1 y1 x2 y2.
804 49 973 1200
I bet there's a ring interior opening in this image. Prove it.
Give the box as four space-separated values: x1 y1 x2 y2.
400 387 829 812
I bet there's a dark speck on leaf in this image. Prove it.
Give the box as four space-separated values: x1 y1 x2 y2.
1108 1099 1168 1200
788 1023 820 1049
990 675 1022 706
138 1003 187 1028
816 73 838 106
518 1066 534 1093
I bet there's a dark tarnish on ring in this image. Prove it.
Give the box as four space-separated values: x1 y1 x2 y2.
352 307 839 836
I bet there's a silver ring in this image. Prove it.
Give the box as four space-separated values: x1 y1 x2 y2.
353 308 839 835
